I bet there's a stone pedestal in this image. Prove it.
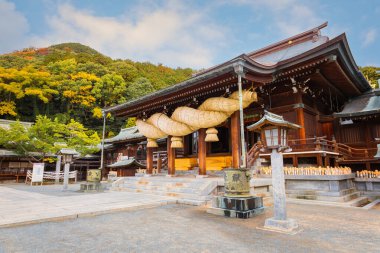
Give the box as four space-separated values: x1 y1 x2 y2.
79 182 104 192
262 149 299 234
207 196 264 219
63 163 70 191
264 217 298 232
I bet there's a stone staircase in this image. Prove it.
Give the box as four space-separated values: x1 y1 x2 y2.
286 187 360 202
111 176 219 206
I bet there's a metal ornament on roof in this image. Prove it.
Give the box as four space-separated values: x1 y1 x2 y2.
136 89 257 148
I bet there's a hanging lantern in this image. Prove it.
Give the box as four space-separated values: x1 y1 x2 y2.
205 127 219 142
171 136 184 148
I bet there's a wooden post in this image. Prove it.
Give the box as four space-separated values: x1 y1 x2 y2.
296 92 306 144
157 155 162 173
316 154 323 167
332 136 339 153
325 155 330 167
315 137 321 151
146 147 153 174
231 111 241 168
167 137 176 176
292 155 298 167
198 129 207 175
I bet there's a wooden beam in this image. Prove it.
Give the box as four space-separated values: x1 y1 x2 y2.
231 111 241 168
332 61 361 95
244 73 274 84
314 69 346 101
198 129 207 175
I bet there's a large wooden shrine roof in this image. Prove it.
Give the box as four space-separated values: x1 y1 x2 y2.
104 22 371 117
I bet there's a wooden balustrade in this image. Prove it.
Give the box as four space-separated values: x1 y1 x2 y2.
247 136 377 166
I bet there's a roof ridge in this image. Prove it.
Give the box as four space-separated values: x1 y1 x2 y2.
247 22 328 58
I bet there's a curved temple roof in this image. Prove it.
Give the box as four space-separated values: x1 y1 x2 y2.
334 90 380 118
107 157 145 168
104 22 371 117
104 126 144 143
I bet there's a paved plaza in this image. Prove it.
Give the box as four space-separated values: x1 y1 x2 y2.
0 183 379 252
0 184 175 228
1 202 380 253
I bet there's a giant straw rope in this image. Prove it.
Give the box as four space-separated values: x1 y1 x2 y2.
136 89 257 148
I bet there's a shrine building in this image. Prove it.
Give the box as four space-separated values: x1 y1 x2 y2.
103 22 379 176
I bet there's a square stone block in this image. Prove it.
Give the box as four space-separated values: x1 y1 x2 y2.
212 196 263 211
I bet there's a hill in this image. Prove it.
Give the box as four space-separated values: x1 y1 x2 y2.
0 43 194 135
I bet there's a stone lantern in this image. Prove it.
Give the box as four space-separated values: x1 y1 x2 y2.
57 148 78 191
247 110 301 233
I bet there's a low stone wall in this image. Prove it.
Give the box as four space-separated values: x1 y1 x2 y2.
259 174 357 202
355 178 380 194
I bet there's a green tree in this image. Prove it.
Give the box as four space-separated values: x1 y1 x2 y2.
360 66 380 89
92 73 127 107
126 77 155 100
0 116 100 162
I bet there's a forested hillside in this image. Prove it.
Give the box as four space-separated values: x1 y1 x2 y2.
0 43 193 135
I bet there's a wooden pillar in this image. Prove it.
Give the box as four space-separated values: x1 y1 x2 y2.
325 155 330 167
231 111 241 168
146 147 153 174
296 92 306 143
198 129 207 175
313 101 321 137
157 156 162 173
167 137 176 175
292 155 298 167
316 154 323 167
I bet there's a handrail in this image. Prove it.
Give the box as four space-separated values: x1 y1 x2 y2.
247 142 263 167
254 136 378 161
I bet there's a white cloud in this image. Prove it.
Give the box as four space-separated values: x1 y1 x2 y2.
228 0 323 37
28 2 226 68
363 28 377 47
0 0 29 53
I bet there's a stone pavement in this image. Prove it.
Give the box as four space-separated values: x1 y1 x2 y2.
1 203 380 253
0 184 176 228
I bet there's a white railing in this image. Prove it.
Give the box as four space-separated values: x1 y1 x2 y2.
25 170 78 184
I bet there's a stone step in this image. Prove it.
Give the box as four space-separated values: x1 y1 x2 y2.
113 187 212 202
285 188 356 197
287 191 360 202
346 196 370 207
112 177 218 205
120 184 202 194
122 180 208 189
123 177 202 183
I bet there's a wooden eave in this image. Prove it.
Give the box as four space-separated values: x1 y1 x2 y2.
104 32 370 118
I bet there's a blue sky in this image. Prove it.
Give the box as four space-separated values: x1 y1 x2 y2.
0 0 379 68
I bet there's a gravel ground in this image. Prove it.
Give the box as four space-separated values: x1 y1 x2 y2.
0 203 379 253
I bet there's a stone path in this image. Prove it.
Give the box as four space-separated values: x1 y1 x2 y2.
1 203 380 253
0 184 176 228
